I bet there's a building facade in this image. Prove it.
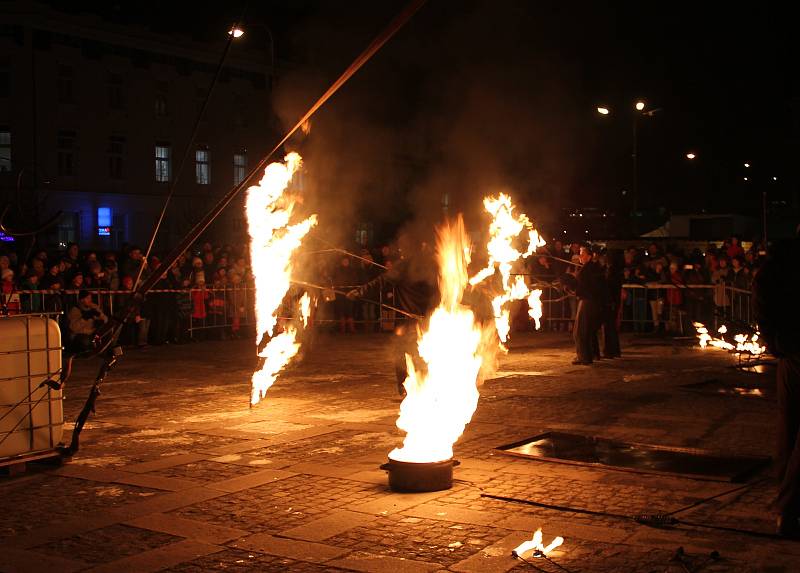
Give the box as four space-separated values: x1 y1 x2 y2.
0 2 277 253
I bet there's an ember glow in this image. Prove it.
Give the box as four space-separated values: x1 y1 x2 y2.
246 152 318 405
469 193 545 346
513 528 564 558
389 216 490 464
693 322 766 355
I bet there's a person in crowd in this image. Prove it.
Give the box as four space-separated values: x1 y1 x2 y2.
64 242 80 267
646 261 667 332
753 235 800 538
601 252 622 358
121 246 146 283
20 272 42 313
114 275 138 347
711 256 731 319
683 262 710 325
727 235 745 260
665 262 685 332
190 271 208 341
334 256 358 334
357 249 379 332
66 289 107 353
1 268 21 315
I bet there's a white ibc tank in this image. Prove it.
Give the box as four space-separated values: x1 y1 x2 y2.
0 315 64 459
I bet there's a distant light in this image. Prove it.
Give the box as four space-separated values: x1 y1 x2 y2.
773 176 778 181
743 177 748 181
621 189 627 196
686 152 696 160
579 213 583 217
744 163 750 168
563 230 567 234
597 107 610 115
635 101 645 111
585 230 589 234
228 27 244 38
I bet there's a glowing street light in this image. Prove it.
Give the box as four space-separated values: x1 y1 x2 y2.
744 162 750 168
228 27 245 38
635 101 645 111
773 176 778 181
686 152 696 160
597 107 610 115
743 177 749 181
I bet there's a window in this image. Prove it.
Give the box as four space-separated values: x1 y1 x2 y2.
108 136 125 179
155 94 167 117
233 151 247 185
0 128 10 172
155 143 171 182
57 130 76 176
57 65 73 104
97 207 112 236
195 147 210 184
107 72 124 110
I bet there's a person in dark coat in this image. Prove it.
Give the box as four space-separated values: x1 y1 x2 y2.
602 252 623 358
573 246 602 365
753 235 800 537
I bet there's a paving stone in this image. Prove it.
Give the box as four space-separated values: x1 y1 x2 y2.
125 513 249 544
280 510 378 541
33 523 181 565
329 551 441 573
82 540 223 573
124 453 209 474
231 532 350 562
160 547 352 572
0 547 86 573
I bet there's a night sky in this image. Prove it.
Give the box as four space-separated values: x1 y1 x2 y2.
48 1 797 234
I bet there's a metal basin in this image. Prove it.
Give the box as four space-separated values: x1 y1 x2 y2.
380 458 460 492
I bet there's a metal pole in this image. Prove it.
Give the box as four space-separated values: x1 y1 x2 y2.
632 115 638 233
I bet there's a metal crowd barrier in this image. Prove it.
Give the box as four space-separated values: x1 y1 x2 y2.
4 281 753 339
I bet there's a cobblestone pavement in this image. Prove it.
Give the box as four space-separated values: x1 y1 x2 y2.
1 331 798 572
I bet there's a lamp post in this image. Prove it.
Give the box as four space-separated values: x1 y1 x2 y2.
229 25 276 75
597 101 662 233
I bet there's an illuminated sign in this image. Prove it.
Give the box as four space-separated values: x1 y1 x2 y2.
98 226 111 236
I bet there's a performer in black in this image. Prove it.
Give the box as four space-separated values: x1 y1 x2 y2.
572 246 602 365
753 234 800 537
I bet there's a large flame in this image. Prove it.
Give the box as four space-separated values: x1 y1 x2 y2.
246 152 318 405
693 322 765 355
389 216 489 463
469 193 545 346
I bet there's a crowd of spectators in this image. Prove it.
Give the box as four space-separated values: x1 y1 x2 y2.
528 236 767 332
0 234 766 344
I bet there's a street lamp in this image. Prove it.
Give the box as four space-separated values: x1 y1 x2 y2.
744 162 750 168
686 152 696 160
635 101 645 111
229 24 276 74
597 106 610 115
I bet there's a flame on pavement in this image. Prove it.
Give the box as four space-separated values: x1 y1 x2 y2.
693 322 765 355
512 528 564 559
246 152 318 405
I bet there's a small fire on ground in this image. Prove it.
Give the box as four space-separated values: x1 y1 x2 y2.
246 152 317 405
389 216 495 464
693 322 766 355
469 193 545 348
512 528 565 559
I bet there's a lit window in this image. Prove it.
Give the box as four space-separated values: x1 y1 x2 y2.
108 136 125 179
57 130 76 176
196 147 210 184
58 65 74 104
155 143 171 182
233 151 247 185
0 128 10 172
